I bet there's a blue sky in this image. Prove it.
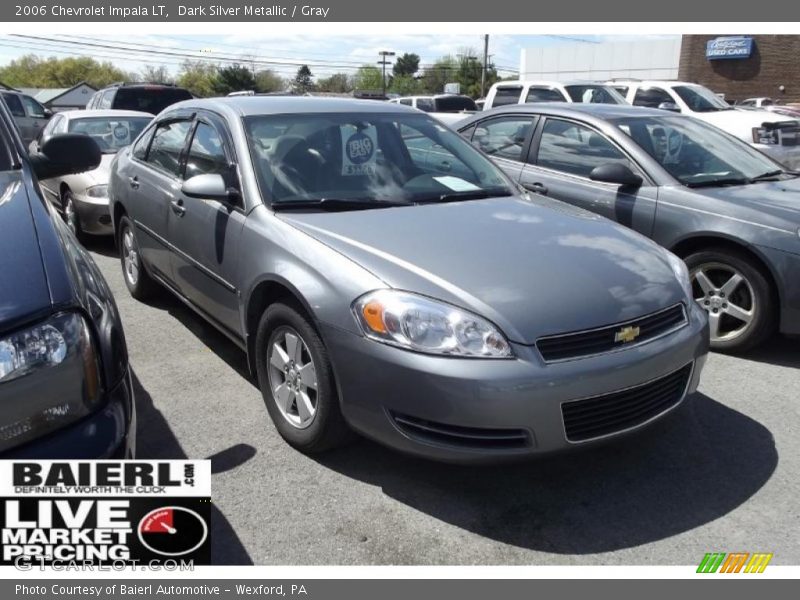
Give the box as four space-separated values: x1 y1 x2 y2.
0 34 677 80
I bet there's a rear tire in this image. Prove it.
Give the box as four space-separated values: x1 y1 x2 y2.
685 247 776 352
118 215 158 301
62 189 86 244
255 301 353 453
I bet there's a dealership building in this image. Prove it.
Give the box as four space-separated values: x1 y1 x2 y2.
519 35 800 103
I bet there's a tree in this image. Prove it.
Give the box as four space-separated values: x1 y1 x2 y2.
213 64 257 95
418 49 500 98
389 74 421 96
138 65 174 84
0 54 129 88
316 72 351 93
419 55 457 94
352 65 383 91
393 53 420 77
177 60 219 98
254 69 285 93
292 65 314 93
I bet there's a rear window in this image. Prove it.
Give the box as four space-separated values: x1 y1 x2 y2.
1 93 25 118
492 86 523 107
112 87 193 115
434 96 478 112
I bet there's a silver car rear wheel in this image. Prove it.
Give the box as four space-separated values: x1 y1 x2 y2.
122 227 139 286
267 327 318 430
691 261 756 343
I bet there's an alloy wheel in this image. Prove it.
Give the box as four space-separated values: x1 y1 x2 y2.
122 227 139 286
691 262 756 343
267 327 318 429
63 193 78 236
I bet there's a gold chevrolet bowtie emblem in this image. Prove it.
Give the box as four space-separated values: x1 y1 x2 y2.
614 325 641 343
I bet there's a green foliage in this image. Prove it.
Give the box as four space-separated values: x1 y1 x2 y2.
213 64 257 95
389 74 422 96
393 53 420 77
254 69 285 93
0 54 130 88
418 48 499 98
352 65 384 91
292 65 314 93
138 65 174 85
316 72 352 93
176 61 217 98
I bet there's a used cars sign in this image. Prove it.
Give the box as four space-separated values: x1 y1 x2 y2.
706 36 754 60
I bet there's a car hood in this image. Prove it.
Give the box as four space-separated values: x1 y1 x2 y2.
0 172 51 332
278 196 686 345
691 175 800 222
695 109 797 140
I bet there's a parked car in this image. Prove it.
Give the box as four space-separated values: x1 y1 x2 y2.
109 96 707 462
1 89 53 145
608 80 800 170
737 98 800 119
483 80 628 111
0 99 135 458
457 103 800 351
389 94 479 127
86 82 193 115
31 109 153 240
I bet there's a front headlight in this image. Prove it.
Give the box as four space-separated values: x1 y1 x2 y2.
86 184 108 199
0 313 102 452
667 252 693 300
353 290 513 358
752 127 779 145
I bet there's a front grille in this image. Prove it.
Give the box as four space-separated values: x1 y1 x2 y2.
537 304 686 363
391 413 531 450
561 363 693 443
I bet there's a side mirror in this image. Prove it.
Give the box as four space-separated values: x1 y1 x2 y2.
657 101 681 113
182 173 240 204
589 163 643 188
43 108 53 119
29 134 101 180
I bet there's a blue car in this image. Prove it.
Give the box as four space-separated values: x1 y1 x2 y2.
0 100 135 458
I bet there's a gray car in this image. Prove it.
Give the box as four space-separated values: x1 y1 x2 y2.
457 103 800 352
109 96 708 462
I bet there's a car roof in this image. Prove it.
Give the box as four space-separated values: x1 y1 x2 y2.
463 102 678 122
493 80 609 88
165 95 419 117
58 109 153 119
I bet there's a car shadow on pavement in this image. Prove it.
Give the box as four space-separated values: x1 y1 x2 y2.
314 393 777 555
740 334 800 368
131 370 256 564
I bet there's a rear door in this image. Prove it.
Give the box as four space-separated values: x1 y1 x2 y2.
521 117 657 236
166 115 244 335
1 93 28 142
20 95 50 145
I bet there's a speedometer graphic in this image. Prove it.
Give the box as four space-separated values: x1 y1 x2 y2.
137 506 208 557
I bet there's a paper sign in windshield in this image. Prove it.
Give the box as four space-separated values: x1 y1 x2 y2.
433 176 481 192
341 125 377 176
112 122 131 146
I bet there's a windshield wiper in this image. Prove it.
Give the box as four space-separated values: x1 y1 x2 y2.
414 188 513 205
271 198 409 212
749 169 787 182
685 177 750 188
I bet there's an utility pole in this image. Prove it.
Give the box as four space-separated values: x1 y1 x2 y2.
377 50 395 98
481 34 489 98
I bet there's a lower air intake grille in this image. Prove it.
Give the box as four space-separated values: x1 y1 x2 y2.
561 362 693 442
391 413 531 450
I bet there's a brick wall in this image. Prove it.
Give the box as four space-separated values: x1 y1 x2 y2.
679 35 800 104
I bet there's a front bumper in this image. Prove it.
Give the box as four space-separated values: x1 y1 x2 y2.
2 370 136 459
73 193 113 235
755 143 800 171
324 303 709 463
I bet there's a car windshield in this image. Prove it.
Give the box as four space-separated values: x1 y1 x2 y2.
113 87 193 115
244 112 515 208
565 85 627 105
613 115 789 187
68 117 152 153
672 85 732 112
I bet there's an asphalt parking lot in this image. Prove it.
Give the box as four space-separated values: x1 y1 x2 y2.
85 236 799 566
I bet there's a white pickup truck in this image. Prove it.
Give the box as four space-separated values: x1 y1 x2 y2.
608 80 800 170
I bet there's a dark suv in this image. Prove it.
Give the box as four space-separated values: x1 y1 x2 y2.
0 99 135 458
87 82 193 115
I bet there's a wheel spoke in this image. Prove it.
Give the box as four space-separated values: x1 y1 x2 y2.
296 390 314 423
270 344 290 371
724 301 753 324
298 363 317 390
273 382 294 413
694 269 715 295
285 332 302 364
708 312 722 340
720 273 744 297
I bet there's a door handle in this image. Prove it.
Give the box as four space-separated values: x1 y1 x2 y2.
128 176 139 189
170 199 186 217
438 161 452 172
523 182 548 195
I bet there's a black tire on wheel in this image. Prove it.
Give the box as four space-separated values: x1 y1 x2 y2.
118 215 158 300
684 247 776 352
61 189 86 244
255 301 354 453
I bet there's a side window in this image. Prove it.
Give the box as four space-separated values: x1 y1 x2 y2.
416 98 434 112
536 118 634 179
185 122 229 179
132 125 156 160
472 117 536 162
21 95 46 118
492 86 523 107
459 124 476 140
399 98 412 106
613 85 629 97
525 87 567 103
2 93 25 117
145 120 193 177
633 87 674 109
98 90 114 109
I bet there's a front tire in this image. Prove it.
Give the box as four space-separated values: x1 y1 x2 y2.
118 215 158 300
255 302 353 453
62 189 85 243
685 248 776 352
